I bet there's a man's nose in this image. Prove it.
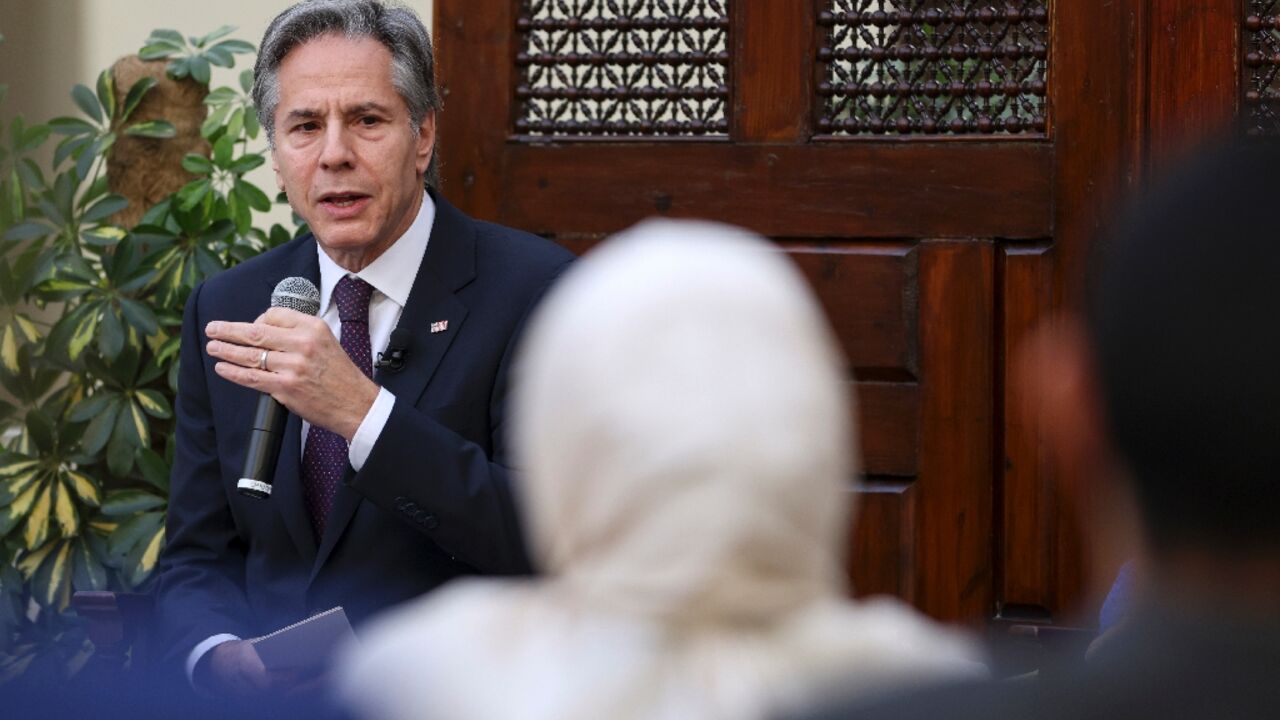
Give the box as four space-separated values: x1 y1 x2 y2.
318 124 356 169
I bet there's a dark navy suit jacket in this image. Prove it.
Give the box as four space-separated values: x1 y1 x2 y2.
155 192 573 668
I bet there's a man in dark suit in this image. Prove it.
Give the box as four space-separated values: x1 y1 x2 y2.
794 142 1280 719
155 0 572 698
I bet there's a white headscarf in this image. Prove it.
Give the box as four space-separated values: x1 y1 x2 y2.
340 220 984 720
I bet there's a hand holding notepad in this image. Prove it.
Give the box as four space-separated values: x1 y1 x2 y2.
250 606 356 673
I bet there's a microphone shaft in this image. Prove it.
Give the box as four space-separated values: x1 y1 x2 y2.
238 394 287 498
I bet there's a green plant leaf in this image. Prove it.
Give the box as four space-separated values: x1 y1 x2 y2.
16 125 50 154
101 489 166 517
225 106 244 140
0 466 39 506
74 136 102 184
114 399 149 448
0 503 24 538
16 536 55 578
106 509 161 559
148 29 186 47
51 481 77 537
175 178 212 211
200 104 230 139
134 389 171 419
136 447 170 493
233 179 271 212
124 521 163 587
204 87 238 105
25 411 56 455
239 68 254 94
212 134 234 168
70 85 103 124
167 57 191 80
31 540 72 607
14 315 40 343
80 399 120 455
0 481 40 538
97 306 124 359
106 431 134 478
67 393 112 423
204 46 234 68
189 55 212 85
22 482 52 549
2 221 52 242
181 154 214 175
18 158 47 191
214 39 256 56
0 456 41 479
71 538 108 591
120 77 158 122
82 193 128 224
243 107 261 139
63 470 100 507
0 325 19 374
95 70 116 121
198 25 238 47
53 134 93 169
82 226 127 248
118 298 159 336
138 44 178 61
124 120 176 139
69 308 101 362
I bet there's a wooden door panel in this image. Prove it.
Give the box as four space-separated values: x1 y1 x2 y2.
856 382 920 478
436 0 1136 625
851 482 918 600
493 143 1052 239
789 244 918 378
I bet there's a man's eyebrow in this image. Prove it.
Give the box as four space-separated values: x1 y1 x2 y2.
283 108 322 123
347 102 395 116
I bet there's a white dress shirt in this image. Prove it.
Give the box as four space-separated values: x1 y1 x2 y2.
186 192 436 686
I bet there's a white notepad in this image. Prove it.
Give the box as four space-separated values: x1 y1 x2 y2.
250 606 356 672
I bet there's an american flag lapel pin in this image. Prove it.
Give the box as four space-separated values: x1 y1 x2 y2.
430 320 449 334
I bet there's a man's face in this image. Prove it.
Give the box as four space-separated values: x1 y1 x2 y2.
271 34 435 270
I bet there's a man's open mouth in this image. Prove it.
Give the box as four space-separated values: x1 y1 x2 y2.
320 193 370 207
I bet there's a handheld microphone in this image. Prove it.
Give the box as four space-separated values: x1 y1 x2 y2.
237 277 321 499
375 327 411 373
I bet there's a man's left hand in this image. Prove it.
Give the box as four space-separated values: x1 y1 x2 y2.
206 308 379 441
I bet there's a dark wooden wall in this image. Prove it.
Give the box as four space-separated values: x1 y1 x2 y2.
431 0 1248 626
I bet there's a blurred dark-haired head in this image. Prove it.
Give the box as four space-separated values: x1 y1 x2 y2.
1085 141 1280 556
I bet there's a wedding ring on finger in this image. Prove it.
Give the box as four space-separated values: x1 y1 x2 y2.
258 349 269 371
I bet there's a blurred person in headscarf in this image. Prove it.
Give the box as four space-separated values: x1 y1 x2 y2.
337 219 985 720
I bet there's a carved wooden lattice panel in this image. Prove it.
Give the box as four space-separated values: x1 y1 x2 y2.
817 1 1050 136
515 0 730 138
1245 2 1280 135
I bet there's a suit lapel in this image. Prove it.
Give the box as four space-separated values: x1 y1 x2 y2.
265 238 321 564
310 193 477 576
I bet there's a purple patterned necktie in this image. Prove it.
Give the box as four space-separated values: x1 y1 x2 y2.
302 275 374 539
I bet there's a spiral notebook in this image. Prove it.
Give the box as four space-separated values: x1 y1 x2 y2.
249 606 356 671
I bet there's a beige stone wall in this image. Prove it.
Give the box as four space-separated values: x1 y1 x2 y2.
0 0 434 226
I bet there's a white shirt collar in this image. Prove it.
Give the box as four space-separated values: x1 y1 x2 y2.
316 191 435 312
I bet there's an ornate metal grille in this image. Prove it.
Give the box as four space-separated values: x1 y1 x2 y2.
817 1 1050 136
514 0 730 138
1245 3 1280 135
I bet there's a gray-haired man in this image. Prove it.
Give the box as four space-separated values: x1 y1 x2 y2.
156 0 572 696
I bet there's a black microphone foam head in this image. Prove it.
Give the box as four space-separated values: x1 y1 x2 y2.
388 327 412 350
271 276 321 316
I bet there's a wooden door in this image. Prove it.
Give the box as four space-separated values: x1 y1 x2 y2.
434 0 1138 625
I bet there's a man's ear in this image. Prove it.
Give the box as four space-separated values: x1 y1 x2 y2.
1016 315 1107 476
1016 314 1141 599
415 111 437 177
272 153 285 192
